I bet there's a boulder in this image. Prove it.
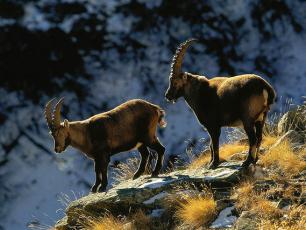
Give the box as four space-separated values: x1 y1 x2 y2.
234 211 257 230
277 105 306 138
55 162 243 229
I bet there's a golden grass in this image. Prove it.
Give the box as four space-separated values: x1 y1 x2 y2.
258 205 306 230
87 215 127 230
234 181 282 220
260 140 306 177
189 135 278 169
84 210 152 230
175 196 217 228
234 181 256 211
252 198 283 219
130 210 151 230
234 179 306 229
188 143 247 169
262 135 279 147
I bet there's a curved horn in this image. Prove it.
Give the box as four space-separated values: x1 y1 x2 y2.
45 98 56 131
52 98 64 128
170 38 198 78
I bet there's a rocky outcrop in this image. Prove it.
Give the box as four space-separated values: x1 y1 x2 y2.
55 162 243 229
277 102 306 140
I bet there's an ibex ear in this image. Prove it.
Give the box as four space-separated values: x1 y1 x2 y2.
64 119 69 128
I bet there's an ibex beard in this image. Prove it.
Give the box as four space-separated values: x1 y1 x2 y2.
45 98 166 192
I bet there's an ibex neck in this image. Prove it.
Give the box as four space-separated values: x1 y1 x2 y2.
68 121 91 154
183 73 209 105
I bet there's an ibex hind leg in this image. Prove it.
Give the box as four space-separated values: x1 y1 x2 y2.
242 120 258 168
254 111 267 164
148 137 165 177
133 145 150 180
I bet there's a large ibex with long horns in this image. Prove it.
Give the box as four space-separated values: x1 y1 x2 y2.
45 98 166 192
165 39 276 169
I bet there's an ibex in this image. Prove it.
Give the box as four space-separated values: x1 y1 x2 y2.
45 98 166 192
165 39 276 169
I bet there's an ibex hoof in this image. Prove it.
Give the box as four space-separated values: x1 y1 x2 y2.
241 160 252 168
98 187 107 193
208 161 219 169
91 186 99 193
133 173 141 180
151 172 159 178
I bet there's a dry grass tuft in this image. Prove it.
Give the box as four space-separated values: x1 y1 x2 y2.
252 198 283 219
175 195 217 228
234 181 256 211
260 140 306 177
83 210 152 230
234 180 282 220
129 210 151 230
188 135 278 169
86 215 127 230
188 142 247 169
258 205 306 230
234 179 306 229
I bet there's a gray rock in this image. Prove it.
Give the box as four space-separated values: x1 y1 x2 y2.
277 106 306 137
55 162 243 229
234 211 257 230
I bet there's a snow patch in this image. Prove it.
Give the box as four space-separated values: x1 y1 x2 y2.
210 206 237 229
150 209 165 218
139 178 176 189
205 169 235 181
143 192 168 204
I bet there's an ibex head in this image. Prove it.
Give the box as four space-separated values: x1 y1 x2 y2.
45 98 70 153
165 39 197 103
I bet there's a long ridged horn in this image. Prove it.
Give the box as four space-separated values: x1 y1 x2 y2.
45 98 56 132
170 38 198 78
53 98 64 128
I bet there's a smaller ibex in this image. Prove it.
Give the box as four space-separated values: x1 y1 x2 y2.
45 98 166 192
165 39 276 169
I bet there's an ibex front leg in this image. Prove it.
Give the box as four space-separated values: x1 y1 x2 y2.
207 127 221 169
91 158 102 193
98 154 110 192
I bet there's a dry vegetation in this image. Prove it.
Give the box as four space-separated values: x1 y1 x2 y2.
260 140 306 178
175 195 217 228
232 131 305 229
188 135 278 170
233 179 305 230
83 210 152 230
159 184 218 229
86 214 126 230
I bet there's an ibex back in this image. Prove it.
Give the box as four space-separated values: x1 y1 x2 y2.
45 99 166 192
165 39 276 169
